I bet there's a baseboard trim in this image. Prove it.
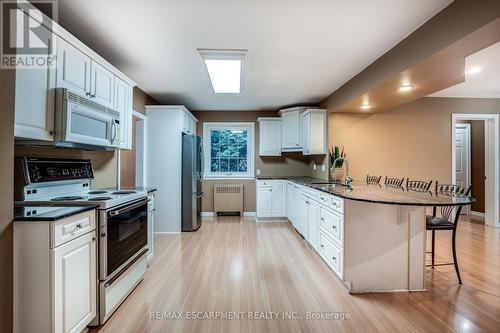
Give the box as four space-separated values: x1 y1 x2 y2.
153 231 181 234
471 211 485 221
243 212 256 217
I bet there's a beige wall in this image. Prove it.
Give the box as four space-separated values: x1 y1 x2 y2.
191 110 312 212
328 97 500 186
0 65 15 332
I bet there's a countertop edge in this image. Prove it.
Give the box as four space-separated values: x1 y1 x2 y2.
13 204 99 222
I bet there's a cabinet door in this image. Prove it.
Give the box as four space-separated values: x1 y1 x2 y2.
56 38 91 96
272 180 286 217
114 77 133 149
15 11 56 141
281 110 301 149
90 61 114 108
286 183 293 222
52 232 96 333
259 120 282 156
301 113 311 155
299 196 309 238
257 187 273 218
307 200 319 251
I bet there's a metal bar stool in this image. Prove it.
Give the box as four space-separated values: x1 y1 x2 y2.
426 181 472 284
384 176 404 188
366 174 381 185
406 178 433 192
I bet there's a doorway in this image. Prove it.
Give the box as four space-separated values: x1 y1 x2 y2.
452 114 500 228
118 111 147 188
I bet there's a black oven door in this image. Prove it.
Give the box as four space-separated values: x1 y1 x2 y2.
103 199 148 279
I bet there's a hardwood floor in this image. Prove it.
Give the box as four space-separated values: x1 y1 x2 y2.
91 216 500 333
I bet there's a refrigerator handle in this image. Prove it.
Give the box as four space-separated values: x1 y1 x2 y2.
200 138 205 181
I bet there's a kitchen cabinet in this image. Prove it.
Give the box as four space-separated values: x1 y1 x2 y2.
302 109 327 155
257 118 282 156
307 199 320 251
114 76 133 149
279 107 305 151
14 210 97 333
182 111 197 135
56 38 91 96
14 11 56 141
256 180 286 220
90 61 115 108
147 191 156 263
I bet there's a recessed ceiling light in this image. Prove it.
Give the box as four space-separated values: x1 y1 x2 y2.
361 104 371 110
399 84 413 92
465 66 482 75
198 49 247 94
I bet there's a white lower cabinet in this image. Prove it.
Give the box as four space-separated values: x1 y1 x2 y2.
256 180 286 219
286 181 344 280
14 210 97 333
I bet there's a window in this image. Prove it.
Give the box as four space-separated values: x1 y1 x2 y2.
203 122 254 179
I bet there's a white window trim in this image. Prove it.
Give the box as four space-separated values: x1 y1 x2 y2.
203 122 255 179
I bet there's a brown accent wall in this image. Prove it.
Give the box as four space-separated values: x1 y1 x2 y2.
471 120 485 213
191 110 312 212
328 98 500 190
0 66 15 332
133 86 158 114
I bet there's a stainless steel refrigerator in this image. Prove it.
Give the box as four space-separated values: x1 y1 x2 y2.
182 134 204 231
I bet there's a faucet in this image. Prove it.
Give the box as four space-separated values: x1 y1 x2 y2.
332 157 352 186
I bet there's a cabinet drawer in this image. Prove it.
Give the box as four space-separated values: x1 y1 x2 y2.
319 193 344 214
319 206 343 246
319 231 343 278
257 180 273 187
51 210 96 248
302 187 319 201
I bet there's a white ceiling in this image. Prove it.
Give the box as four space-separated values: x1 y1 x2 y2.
57 0 452 110
429 41 500 98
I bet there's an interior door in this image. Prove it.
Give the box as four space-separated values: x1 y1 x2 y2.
455 124 471 214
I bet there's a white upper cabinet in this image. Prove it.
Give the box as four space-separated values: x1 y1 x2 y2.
114 77 133 149
182 111 197 135
279 107 305 151
302 109 327 155
14 11 56 141
90 61 114 108
56 38 91 96
258 118 282 156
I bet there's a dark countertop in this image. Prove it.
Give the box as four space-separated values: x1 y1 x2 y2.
257 176 475 207
103 186 157 193
14 203 99 222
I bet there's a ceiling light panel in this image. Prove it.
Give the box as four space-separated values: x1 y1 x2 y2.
198 49 247 94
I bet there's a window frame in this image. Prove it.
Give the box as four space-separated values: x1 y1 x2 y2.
202 122 255 179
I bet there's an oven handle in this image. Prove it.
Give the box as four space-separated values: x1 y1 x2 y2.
108 199 148 216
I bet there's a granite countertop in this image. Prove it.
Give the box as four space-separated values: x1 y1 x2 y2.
14 203 99 222
257 176 475 207
103 186 157 193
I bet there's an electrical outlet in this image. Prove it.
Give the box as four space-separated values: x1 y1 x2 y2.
321 164 326 172
313 162 317 170
256 169 261 175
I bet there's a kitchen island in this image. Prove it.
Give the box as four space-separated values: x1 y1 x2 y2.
256 177 474 293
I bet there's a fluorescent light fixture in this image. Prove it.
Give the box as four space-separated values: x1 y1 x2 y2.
465 66 482 75
198 49 247 94
399 84 413 92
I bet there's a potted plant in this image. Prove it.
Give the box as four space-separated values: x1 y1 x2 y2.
329 146 346 182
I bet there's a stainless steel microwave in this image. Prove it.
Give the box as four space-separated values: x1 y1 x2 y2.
54 88 121 149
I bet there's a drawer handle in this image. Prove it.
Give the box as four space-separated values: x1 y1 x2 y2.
320 217 324 222
332 202 338 207
76 224 82 229
320 244 324 248
332 256 336 261
332 225 337 230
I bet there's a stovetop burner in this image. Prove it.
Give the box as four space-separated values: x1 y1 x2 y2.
51 196 85 201
88 190 108 194
88 196 112 201
112 190 136 195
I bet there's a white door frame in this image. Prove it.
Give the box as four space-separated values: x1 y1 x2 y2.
133 110 147 187
451 114 500 228
454 123 471 215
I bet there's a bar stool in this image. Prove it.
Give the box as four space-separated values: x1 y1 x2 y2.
426 182 472 284
406 178 433 192
366 174 381 185
384 176 404 188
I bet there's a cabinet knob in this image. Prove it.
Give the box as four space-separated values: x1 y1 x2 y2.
76 224 82 229
332 225 337 230
101 232 106 237
332 256 336 261
320 244 324 248
92 237 96 241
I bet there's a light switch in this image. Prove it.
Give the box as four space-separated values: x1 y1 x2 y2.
256 169 261 175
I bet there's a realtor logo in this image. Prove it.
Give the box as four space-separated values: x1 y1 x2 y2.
1 0 57 69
